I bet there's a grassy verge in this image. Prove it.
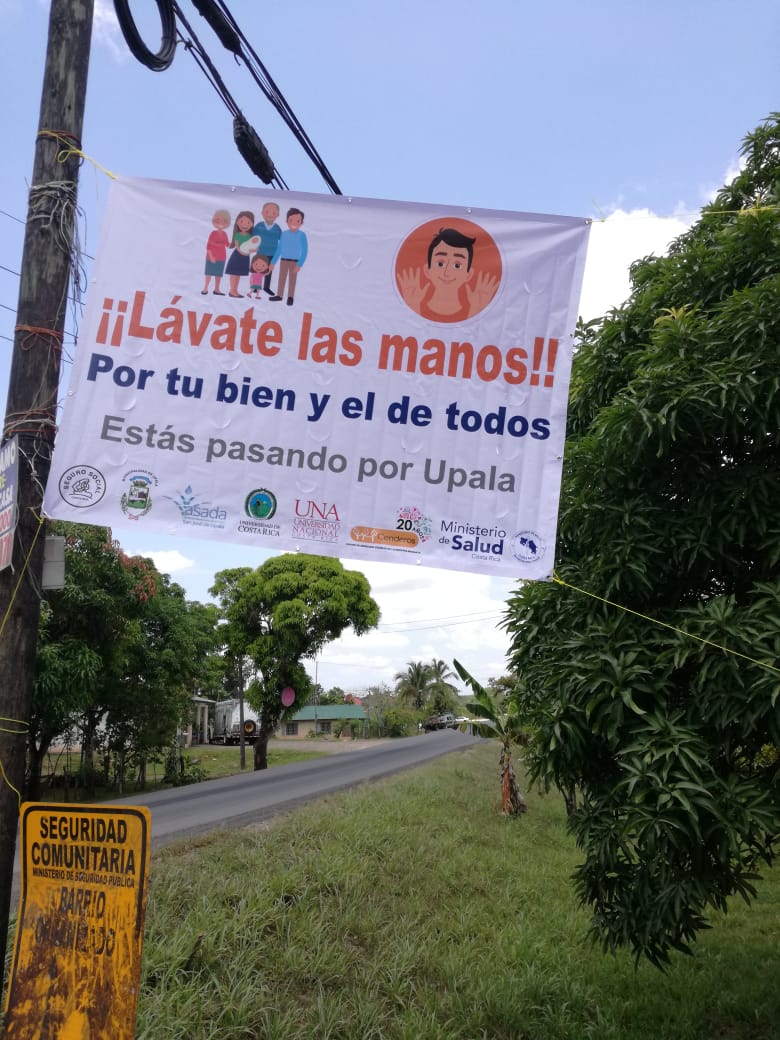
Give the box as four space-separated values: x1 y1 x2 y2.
133 742 780 1040
39 743 327 802
185 743 327 779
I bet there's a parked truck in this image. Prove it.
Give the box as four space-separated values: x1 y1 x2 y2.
211 699 260 745
422 712 457 732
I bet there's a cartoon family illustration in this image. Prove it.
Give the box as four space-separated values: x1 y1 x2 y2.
201 200 308 305
201 205 501 322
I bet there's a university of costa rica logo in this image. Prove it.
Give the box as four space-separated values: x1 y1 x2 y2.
245 488 277 520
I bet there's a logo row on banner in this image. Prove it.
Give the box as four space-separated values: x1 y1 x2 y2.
44 177 591 580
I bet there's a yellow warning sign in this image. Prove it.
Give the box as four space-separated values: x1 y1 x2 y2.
3 803 151 1040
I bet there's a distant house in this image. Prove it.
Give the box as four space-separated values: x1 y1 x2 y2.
277 704 367 739
180 695 217 747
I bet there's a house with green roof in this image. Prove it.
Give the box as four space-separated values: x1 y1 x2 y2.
276 703 367 739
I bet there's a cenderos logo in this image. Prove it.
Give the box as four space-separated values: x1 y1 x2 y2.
245 488 277 520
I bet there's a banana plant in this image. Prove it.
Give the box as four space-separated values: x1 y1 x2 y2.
454 659 528 815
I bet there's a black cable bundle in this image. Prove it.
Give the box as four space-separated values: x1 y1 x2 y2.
233 116 275 185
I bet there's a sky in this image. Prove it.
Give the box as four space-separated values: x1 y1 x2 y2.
1 0 778 695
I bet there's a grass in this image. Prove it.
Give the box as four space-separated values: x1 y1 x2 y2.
185 743 327 779
124 742 780 1040
39 742 327 802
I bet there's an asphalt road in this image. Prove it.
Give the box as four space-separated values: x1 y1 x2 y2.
9 729 478 904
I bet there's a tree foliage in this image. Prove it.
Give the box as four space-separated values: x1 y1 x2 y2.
505 114 780 966
31 522 219 797
210 554 379 769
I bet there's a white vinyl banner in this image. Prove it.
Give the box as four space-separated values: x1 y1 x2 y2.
44 177 590 579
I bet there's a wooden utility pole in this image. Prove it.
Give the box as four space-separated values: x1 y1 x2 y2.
0 0 94 989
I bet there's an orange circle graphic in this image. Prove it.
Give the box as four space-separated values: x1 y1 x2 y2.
395 217 502 323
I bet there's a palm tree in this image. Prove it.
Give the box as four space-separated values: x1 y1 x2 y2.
454 659 528 815
393 660 432 711
427 658 459 714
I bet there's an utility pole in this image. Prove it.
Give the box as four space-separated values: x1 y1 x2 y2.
0 0 94 990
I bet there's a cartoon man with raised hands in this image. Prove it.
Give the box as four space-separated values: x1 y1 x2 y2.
398 225 499 322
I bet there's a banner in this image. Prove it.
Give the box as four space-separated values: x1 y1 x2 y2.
44 178 590 578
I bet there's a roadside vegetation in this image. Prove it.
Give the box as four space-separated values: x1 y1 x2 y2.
505 113 780 966
38 743 327 803
123 743 780 1039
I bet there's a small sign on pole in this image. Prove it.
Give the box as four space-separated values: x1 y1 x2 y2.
0 436 19 572
3 803 152 1040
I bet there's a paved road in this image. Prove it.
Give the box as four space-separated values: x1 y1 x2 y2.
9 729 478 904
116 728 478 846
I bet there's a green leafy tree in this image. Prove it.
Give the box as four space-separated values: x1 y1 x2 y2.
454 660 528 815
505 114 780 966
30 523 153 796
320 685 347 704
31 523 222 797
106 580 220 791
210 555 379 769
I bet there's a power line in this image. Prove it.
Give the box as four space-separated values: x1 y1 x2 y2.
379 610 504 630
378 615 505 634
203 0 341 194
0 209 25 226
112 0 339 193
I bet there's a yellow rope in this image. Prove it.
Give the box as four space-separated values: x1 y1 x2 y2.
0 757 22 810
38 129 117 179
0 717 29 734
552 571 780 676
0 515 42 805
0 512 45 640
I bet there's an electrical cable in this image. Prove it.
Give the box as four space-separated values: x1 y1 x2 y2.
113 0 177 71
112 0 288 188
203 0 342 194
172 4 285 188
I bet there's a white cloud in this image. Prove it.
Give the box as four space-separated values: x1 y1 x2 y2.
579 208 692 322
92 0 127 62
138 548 195 576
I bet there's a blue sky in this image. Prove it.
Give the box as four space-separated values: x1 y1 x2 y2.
1 0 778 693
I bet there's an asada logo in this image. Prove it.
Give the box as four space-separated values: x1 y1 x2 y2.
238 488 281 539
245 488 277 520
120 469 157 520
511 530 546 563
292 499 341 543
58 465 106 508
165 485 226 530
